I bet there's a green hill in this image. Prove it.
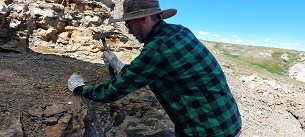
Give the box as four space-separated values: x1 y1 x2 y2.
200 40 305 83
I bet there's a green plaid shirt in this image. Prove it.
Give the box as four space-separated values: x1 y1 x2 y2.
82 21 242 136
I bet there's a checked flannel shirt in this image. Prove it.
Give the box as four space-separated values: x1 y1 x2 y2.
81 20 242 137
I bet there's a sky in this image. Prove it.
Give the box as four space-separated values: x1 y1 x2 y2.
159 0 305 52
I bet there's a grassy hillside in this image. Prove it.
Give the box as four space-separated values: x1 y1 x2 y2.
200 40 305 82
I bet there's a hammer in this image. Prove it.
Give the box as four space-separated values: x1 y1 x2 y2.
93 32 121 80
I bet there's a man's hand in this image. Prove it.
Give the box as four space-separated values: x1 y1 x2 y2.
103 51 125 74
68 72 85 93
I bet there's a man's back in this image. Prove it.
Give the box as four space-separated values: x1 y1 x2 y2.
142 21 242 136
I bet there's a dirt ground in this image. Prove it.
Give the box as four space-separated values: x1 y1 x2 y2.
1 50 305 137
0 51 175 137
0 52 100 136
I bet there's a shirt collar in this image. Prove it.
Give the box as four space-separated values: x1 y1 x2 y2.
144 20 167 45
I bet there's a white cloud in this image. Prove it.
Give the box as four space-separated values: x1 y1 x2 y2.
282 42 301 46
198 31 209 35
232 35 238 38
282 42 292 46
265 38 271 41
249 41 254 44
220 38 229 42
293 43 300 45
235 40 244 43
211 34 221 37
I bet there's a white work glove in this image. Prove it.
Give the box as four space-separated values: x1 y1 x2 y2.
68 72 85 92
103 51 125 74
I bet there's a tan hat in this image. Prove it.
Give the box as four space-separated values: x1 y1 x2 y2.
109 0 177 23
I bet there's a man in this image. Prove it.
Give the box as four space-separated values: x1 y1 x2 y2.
68 0 242 136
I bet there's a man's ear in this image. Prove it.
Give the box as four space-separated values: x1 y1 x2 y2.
140 16 148 24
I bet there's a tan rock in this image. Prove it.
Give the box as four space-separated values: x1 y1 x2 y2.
57 31 71 44
43 103 66 117
43 113 72 137
70 29 93 45
44 0 63 4
44 28 57 40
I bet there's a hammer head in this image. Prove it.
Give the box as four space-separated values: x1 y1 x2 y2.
93 32 122 40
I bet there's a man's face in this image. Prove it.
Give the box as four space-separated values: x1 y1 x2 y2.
125 19 145 43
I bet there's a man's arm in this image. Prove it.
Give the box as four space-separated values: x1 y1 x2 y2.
77 48 167 103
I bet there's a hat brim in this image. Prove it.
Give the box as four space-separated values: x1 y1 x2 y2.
109 8 177 23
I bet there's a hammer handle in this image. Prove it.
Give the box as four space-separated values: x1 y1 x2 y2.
102 39 116 80
108 66 116 80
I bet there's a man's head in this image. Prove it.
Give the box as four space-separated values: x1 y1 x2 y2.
109 0 176 23
109 0 177 43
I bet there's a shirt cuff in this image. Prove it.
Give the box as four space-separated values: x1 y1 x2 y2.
73 85 85 95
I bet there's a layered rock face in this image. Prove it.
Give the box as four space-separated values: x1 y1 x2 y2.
0 0 140 63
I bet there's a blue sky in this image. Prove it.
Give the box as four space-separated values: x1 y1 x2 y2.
159 0 305 52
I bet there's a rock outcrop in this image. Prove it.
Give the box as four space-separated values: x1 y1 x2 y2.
289 61 305 82
0 0 140 63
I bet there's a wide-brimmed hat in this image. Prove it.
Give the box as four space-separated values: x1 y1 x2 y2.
109 0 177 23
